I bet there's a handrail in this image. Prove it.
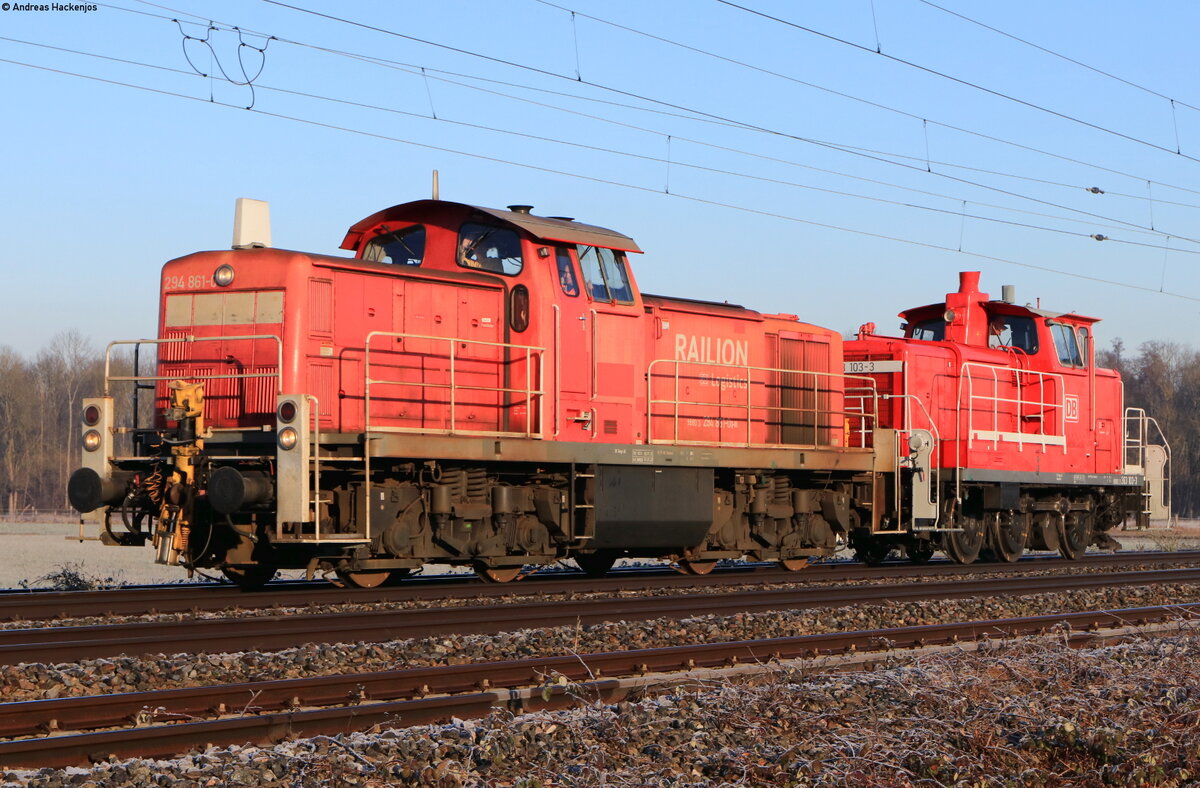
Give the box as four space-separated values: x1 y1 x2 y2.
103 335 285 396
364 331 546 440
646 358 877 450
957 362 1066 447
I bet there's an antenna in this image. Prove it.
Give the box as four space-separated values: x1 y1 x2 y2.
432 170 440 200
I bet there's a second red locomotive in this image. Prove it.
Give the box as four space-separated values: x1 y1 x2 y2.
67 197 1170 586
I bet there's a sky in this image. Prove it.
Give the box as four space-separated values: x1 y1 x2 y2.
2 0 1199 357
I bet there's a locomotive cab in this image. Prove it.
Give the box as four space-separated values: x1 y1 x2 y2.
846 271 1170 565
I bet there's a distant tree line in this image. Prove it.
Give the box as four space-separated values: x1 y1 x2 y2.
0 331 149 516
0 332 1194 517
1100 340 1199 519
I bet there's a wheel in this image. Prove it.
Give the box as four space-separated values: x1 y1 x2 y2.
1058 512 1091 560
988 512 1028 563
222 564 277 591
943 514 984 565
475 563 523 583
335 569 411 588
574 552 617 577
905 542 935 564
779 558 810 572
854 541 893 567
679 559 717 575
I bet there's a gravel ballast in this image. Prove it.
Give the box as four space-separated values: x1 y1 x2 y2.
5 629 1200 786
4 582 1200 702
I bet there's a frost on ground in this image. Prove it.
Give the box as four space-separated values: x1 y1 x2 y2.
6 582 1200 704
5 632 1200 787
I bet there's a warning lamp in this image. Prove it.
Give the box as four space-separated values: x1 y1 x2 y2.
278 401 297 423
277 427 298 451
82 405 101 426
214 264 235 287
83 430 102 452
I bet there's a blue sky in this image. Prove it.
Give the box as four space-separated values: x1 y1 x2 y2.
2 0 1198 356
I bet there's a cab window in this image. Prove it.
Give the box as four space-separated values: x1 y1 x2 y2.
1077 326 1090 368
910 319 945 341
457 222 523 275
577 245 634 304
988 314 1038 354
363 225 425 266
1050 322 1083 367
555 248 579 296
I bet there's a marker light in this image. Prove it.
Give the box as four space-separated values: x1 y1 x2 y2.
83 430 102 452
278 401 297 423
214 264 235 287
277 427 298 451
82 405 101 426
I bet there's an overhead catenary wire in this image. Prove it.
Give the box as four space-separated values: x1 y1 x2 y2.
523 0 1200 198
914 0 1200 115
713 0 1199 162
104 0 1200 207
8 32 1196 253
2 54 1197 305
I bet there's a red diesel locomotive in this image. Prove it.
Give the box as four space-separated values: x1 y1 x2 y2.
67 197 1170 587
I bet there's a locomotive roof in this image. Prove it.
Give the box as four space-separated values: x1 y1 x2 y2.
900 300 1098 324
341 199 642 254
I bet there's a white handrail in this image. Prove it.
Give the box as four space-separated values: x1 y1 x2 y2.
646 358 877 450
104 335 285 396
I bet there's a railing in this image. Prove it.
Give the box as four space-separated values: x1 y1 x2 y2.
1125 406 1172 522
364 332 546 440
646 358 878 450
1124 407 1169 469
104 335 284 396
958 362 1066 450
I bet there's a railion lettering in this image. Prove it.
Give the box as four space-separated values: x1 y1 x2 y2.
673 334 749 366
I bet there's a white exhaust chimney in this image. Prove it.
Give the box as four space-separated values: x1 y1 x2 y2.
232 198 272 249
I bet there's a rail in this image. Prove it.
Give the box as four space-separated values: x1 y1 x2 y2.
646 358 878 450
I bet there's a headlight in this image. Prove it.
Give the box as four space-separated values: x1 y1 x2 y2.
83 430 102 452
214 264 235 287
82 405 101 426
277 427 298 451
277 401 297 423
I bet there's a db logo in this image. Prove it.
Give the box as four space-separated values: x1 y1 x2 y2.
1064 395 1080 423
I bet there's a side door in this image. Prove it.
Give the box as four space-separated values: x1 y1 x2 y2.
549 245 595 440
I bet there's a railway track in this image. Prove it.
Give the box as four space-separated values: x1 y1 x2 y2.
1 602 1193 768
4 566 1200 665
4 550 1198 623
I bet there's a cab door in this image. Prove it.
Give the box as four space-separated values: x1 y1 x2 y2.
549 246 594 439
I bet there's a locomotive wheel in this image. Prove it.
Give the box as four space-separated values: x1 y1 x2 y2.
905 542 935 564
476 563 523 583
854 541 893 567
1058 512 1091 560
679 559 717 575
779 558 810 572
943 515 984 565
222 564 277 591
988 512 1028 563
574 552 617 577
335 569 410 588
